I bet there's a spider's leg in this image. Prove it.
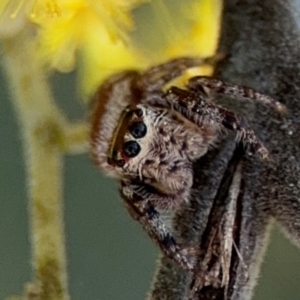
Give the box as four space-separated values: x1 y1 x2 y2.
188 76 286 113
120 179 196 271
164 86 269 159
138 57 209 93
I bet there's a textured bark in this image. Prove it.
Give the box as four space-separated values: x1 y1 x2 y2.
148 1 300 299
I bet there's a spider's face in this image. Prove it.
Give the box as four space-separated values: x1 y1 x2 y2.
92 85 216 195
106 103 197 194
90 67 218 196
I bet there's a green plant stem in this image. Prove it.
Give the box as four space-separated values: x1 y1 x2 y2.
2 31 70 300
62 122 89 155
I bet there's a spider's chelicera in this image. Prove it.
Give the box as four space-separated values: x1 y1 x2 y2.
90 58 284 275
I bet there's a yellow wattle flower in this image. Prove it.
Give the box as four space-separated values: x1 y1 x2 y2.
0 0 222 96
31 0 147 95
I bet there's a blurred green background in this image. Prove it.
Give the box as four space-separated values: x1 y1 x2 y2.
1 68 300 300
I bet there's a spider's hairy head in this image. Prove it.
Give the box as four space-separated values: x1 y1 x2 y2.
90 70 140 177
91 73 217 197
121 104 218 195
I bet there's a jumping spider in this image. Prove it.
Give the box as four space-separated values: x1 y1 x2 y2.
90 57 284 282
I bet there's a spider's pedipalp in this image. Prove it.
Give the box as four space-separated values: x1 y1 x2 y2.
120 179 197 271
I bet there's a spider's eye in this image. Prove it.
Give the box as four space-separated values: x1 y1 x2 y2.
134 108 143 117
116 159 125 167
123 141 141 158
129 122 147 139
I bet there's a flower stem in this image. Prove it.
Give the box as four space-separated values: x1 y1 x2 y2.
62 122 89 155
2 30 70 300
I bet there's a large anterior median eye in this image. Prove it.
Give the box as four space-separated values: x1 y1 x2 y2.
123 141 141 157
129 122 147 139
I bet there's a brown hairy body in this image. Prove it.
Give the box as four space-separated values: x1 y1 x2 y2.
90 57 284 297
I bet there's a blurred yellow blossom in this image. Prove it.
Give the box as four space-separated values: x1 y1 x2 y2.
0 0 222 96
31 0 147 94
165 0 221 58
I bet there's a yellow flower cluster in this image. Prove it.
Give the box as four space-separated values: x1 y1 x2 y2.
0 0 222 96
